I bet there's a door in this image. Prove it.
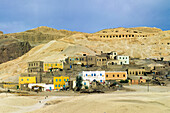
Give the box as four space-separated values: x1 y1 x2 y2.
50 87 52 91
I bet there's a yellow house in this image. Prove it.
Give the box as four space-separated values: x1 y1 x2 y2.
44 62 64 72
53 76 69 90
19 76 36 87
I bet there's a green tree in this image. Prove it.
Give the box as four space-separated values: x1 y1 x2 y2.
76 76 83 91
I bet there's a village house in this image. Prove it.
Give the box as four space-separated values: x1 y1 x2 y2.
116 55 129 65
43 62 64 72
28 83 54 91
100 51 117 59
127 68 146 76
53 76 69 90
96 56 107 66
82 71 105 83
68 80 90 89
129 76 150 85
27 61 44 83
105 71 127 81
19 76 36 89
66 56 87 65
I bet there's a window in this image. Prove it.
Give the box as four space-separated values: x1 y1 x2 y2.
120 57 121 59
27 79 29 81
106 75 108 77
63 85 65 88
55 85 57 87
84 82 86 85
100 73 102 76
123 74 125 77
58 84 60 87
113 74 115 77
100 80 102 83
59 79 61 82
75 58 76 61
139 72 141 74
67 79 69 81
72 58 74 61
94 73 96 76
86 74 88 76
21 79 23 81
70 58 71 61
56 79 58 82
117 74 119 77
91 73 93 76
64 79 66 81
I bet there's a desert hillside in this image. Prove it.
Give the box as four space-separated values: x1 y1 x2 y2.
0 26 169 82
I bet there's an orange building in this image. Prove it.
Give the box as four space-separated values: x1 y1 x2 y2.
105 71 127 81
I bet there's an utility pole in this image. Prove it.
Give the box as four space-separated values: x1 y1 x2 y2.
147 79 150 92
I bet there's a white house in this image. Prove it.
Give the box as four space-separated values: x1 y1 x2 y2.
82 71 105 83
72 80 90 89
116 56 129 65
28 83 54 91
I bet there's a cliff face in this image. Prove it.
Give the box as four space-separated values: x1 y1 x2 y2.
0 38 31 64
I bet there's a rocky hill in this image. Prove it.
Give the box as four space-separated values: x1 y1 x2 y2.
5 26 84 46
0 37 32 64
0 26 169 82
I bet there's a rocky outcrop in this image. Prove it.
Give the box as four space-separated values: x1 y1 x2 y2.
0 40 31 64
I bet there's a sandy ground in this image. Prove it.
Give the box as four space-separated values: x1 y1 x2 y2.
1 85 170 113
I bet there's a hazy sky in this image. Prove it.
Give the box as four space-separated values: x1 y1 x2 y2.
0 0 169 34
